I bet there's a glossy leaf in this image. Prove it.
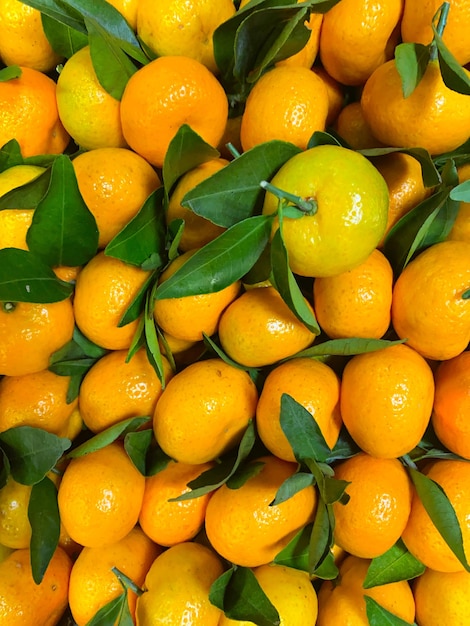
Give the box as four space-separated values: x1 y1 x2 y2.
394 42 430 97
0 139 24 172
226 459 265 489
41 14 88 57
154 215 272 299
210 566 280 626
0 166 51 210
85 593 127 626
0 65 22 81
28 475 60 584
327 428 361 464
0 426 71 485
364 539 426 588
433 28 470 95
182 140 301 227
280 394 331 463
450 179 470 202
308 498 334 575
274 522 311 571
365 596 417 626
308 130 344 149
123 429 152 476
118 271 155 327
290 337 405 360
66 416 149 459
360 147 441 189
142 281 168 387
271 472 315 506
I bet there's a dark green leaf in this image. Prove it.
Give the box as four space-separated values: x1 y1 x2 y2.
0 449 10 489
280 394 332 464
363 147 441 189
363 539 426 588
323 475 350 505
0 426 70 485
105 188 167 269
226 460 265 489
274 522 311 571
155 215 272 299
41 14 88 57
123 429 153 475
365 596 417 626
85 593 127 626
145 440 172 476
308 130 344 149
20 0 88 36
0 248 74 303
394 42 431 98
327 427 361 464
28 475 60 584
0 139 24 172
433 29 470 95
0 166 50 210
311 548 339 580
142 282 168 387
271 472 315 506
66 416 149 459
450 179 470 202
408 467 470 571
202 333 257 377
118 270 155 327
182 140 301 228
209 566 280 626
290 337 405 360
308 498 333 575
26 154 99 267
0 65 22 81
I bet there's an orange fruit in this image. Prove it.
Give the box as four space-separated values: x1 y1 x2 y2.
56 45 127 150
0 368 78 438
413 567 470 625
402 459 470 573
432 351 470 460
204 454 317 567
153 250 240 342
166 158 228 252
401 0 470 66
311 65 345 126
313 248 394 340
0 546 72 626
361 59 470 156
153 357 258 464
135 542 224 626
0 66 69 158
136 0 236 74
120 55 229 168
73 251 152 351
334 101 384 150
391 240 470 361
0 0 62 72
332 452 413 559
447 162 470 243
68 527 161 626
218 286 317 368
138 460 214 546
57 441 145 548
72 147 161 249
240 65 329 152
78 347 173 433
340 343 435 459
261 145 389 278
106 0 139 30
319 0 402 86
316 554 416 625
275 10 323 70
255 357 342 462
0 299 75 377
0 476 32 549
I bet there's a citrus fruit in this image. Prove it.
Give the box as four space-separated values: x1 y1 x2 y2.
153 357 258 464
361 59 470 156
57 441 145 549
136 0 236 74
56 45 127 150
78 347 173 433
275 10 323 69
340 343 435 458
313 248 393 339
107 0 138 30
68 527 161 626
138 460 214 546
261 144 389 277
413 567 470 626
204 454 317 567
391 240 470 361
240 65 329 152
0 66 69 158
153 250 241 342
432 351 470 459
311 65 345 126
0 477 32 549
447 162 470 243
120 55 228 168
256 357 342 462
319 0 402 86
316 554 416 625
334 101 384 150
0 299 75 377
72 147 161 249
218 285 317 367
332 453 413 559
402 459 470 572
135 542 224 626
73 251 152 351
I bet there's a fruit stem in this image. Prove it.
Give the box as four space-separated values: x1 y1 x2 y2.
260 180 318 215
430 1 450 61
112 567 144 596
1 302 16 313
225 142 241 159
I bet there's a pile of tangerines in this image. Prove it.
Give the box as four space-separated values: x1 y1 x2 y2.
0 0 470 624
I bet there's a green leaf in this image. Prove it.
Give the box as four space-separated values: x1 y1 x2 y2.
308 130 344 149
118 270 155 327
0 248 74 303
274 523 311 571
123 429 153 476
66 416 149 459
0 165 51 210
271 472 315 506
155 215 272 299
209 566 280 626
0 427 71 485
327 427 361 464
85 593 127 626
311 548 340 580
308 498 334 575
0 139 24 172
408 467 470 571
28 475 60 584
0 449 10 489
290 337 405 360
270 228 320 334
450 179 470 202
182 140 301 228
226 459 265 489
363 539 426 588
142 281 168 387
280 394 331 463
41 13 88 57
365 596 417 626
145 440 172 476
105 187 167 269
394 42 431 98
362 147 441 189
433 29 470 95
0 65 22 81
26 154 99 267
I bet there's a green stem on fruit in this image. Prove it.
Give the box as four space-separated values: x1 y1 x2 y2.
1 302 16 313
260 180 318 215
430 1 450 60
400 454 419 471
225 142 241 159
112 567 145 596
462 289 470 300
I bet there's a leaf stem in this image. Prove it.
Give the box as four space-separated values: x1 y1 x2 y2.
430 1 450 60
112 567 145 596
225 142 241 159
260 180 318 215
